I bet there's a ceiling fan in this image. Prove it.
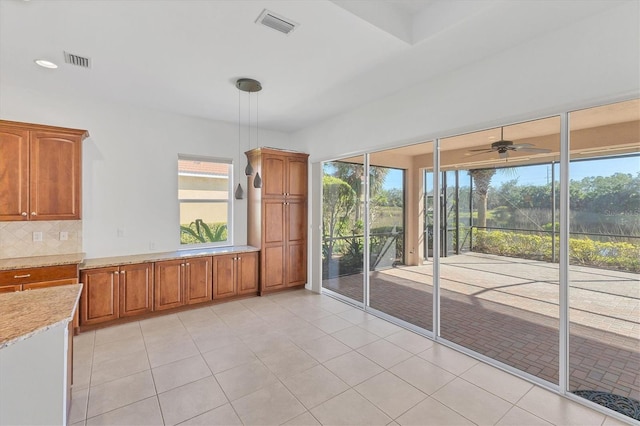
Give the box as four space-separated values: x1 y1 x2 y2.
466 127 551 159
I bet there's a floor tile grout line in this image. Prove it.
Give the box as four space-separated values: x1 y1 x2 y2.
349 369 428 422
75 290 613 425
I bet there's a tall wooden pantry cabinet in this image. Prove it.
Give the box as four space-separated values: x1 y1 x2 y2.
246 148 309 294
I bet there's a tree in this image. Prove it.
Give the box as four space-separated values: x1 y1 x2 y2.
322 175 357 260
469 168 496 228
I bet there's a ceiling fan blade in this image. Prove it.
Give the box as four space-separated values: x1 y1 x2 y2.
467 148 495 152
517 147 552 153
499 151 509 159
464 150 494 157
512 143 534 149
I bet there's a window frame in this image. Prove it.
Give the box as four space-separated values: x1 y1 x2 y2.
178 154 234 249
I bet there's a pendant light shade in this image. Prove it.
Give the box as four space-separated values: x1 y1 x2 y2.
254 172 262 189
234 183 244 200
244 156 254 176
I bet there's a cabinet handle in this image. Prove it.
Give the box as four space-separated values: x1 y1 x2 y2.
31 212 37 216
14 274 31 279
114 271 119 275
21 212 27 217
181 263 185 267
186 263 190 266
121 270 125 275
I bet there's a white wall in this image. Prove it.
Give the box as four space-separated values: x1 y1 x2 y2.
293 1 640 162
292 2 639 293
0 85 289 258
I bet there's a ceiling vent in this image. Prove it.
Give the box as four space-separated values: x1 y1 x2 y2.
63 51 91 68
256 9 298 35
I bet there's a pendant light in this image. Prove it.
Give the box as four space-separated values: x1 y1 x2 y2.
253 88 262 189
234 84 245 199
236 78 263 188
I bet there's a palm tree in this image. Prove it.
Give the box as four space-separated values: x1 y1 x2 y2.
469 168 496 228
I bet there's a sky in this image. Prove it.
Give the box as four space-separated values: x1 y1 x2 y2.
380 154 639 190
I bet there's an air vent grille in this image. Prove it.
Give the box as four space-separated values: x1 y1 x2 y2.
256 9 298 35
63 51 91 68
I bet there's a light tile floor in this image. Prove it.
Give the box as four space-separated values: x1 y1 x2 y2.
71 289 625 426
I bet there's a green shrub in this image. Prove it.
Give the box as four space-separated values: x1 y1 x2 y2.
473 229 639 272
180 220 227 244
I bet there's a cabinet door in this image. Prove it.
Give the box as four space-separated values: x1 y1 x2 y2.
120 263 153 317
287 156 308 198
286 200 307 287
287 242 307 287
262 154 286 198
237 252 258 295
0 285 21 293
0 127 29 221
154 259 185 311
212 254 236 299
263 200 285 245
80 267 119 325
262 246 286 291
186 257 212 304
30 131 81 220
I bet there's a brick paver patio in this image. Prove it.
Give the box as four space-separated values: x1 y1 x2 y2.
322 252 640 401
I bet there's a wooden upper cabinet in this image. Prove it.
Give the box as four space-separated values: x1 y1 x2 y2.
262 155 286 198
0 120 87 221
30 131 82 220
260 151 308 199
0 128 29 221
287 156 308 198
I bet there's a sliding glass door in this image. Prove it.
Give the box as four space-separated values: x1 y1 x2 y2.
568 100 639 417
321 157 365 304
438 117 562 385
319 98 639 422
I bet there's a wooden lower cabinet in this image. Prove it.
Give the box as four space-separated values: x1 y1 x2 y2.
80 263 152 325
237 252 259 295
213 252 259 299
186 257 212 305
80 267 119 325
78 251 257 328
119 263 153 317
212 254 235 299
154 259 185 311
1 263 81 331
155 257 212 311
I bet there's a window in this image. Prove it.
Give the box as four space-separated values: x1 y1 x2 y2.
178 155 232 246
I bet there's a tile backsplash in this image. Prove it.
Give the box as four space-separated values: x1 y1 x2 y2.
0 220 82 258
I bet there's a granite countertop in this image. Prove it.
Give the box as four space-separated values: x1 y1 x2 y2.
80 245 260 269
0 253 85 271
0 284 82 349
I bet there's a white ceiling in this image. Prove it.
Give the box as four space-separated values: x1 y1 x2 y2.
0 0 626 133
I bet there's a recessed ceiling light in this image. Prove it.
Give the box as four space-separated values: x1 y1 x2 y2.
34 59 58 69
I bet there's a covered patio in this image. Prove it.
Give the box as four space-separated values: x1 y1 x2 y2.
322 252 640 402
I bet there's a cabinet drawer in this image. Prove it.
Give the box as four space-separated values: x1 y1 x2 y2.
0 264 78 285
